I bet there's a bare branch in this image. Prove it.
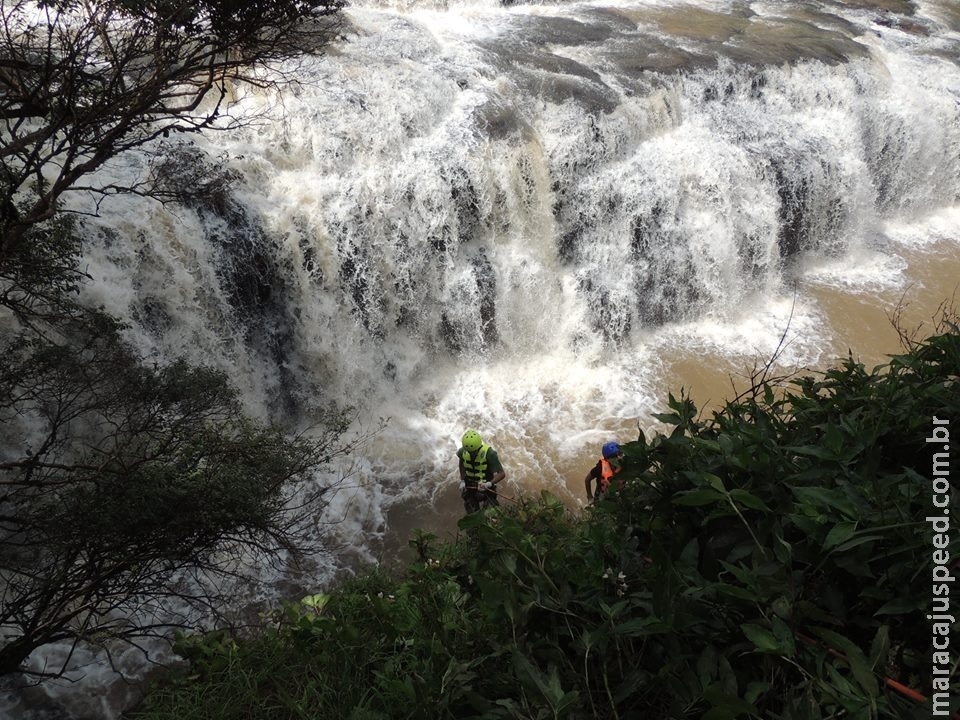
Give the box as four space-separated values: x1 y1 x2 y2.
0 0 344 265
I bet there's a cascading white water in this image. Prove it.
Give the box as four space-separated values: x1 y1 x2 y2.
75 0 960 583
8 0 960 716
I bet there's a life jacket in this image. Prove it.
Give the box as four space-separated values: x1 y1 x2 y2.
462 444 491 485
599 457 621 492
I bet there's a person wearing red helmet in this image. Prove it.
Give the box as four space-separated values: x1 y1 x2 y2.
457 429 506 514
584 441 623 503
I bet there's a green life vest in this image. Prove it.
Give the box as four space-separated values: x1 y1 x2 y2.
462 444 490 484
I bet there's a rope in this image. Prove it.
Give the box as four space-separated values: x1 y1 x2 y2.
795 631 959 718
463 484 516 502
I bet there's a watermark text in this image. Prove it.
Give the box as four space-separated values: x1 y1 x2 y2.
927 416 953 716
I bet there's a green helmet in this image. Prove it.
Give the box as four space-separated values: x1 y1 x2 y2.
462 429 483 453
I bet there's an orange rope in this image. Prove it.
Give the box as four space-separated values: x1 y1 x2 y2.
796 632 958 717
882 677 927 705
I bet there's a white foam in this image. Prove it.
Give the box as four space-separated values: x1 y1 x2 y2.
883 206 960 248
800 248 909 294
656 292 829 369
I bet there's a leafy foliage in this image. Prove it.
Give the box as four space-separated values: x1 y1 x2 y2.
0 311 358 677
131 324 960 719
0 214 87 321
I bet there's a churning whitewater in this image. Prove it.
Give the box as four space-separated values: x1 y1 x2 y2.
19 0 960 713
75 0 960 570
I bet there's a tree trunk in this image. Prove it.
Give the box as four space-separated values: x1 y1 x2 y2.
0 636 37 676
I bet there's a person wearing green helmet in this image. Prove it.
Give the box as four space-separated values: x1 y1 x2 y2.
457 429 506 514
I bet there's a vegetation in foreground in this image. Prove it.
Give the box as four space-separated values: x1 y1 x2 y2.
132 321 960 719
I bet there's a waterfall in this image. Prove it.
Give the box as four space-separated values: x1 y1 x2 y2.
72 0 960 572
9 0 960 715
74 0 960 567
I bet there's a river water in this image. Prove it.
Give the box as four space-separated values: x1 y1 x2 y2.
6 0 960 717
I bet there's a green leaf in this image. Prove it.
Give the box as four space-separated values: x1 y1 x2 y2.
832 534 883 552
703 683 760 717
823 522 857 551
763 384 775 406
513 653 567 707
674 488 726 506
788 513 825 537
614 616 668 636
771 617 796 658
728 489 771 512
869 625 890 670
740 623 780 653
680 538 699 566
793 600 844 625
823 422 844 455
874 597 921 615
745 681 772 705
785 444 838 460
718 434 735 455
301 593 330 612
714 583 755 600
789 486 860 519
772 535 792 564
702 708 736 720
697 645 719 688
718 654 738 697
704 473 727 493
719 561 749 583
599 601 630 619
812 627 879 698
695 438 723 452
457 512 487 531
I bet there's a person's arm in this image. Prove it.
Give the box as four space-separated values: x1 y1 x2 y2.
457 450 467 484
584 463 601 500
485 449 506 488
